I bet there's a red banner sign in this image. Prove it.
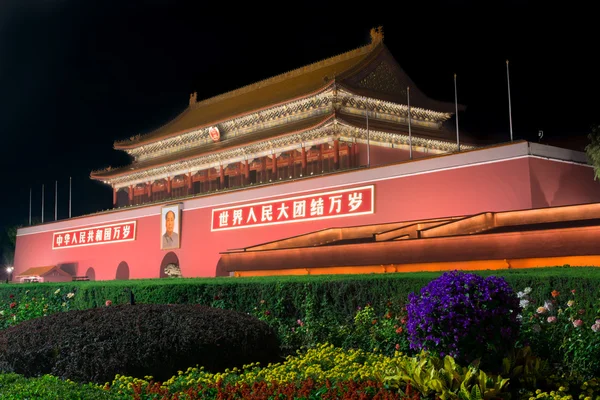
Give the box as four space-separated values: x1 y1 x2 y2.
211 185 374 231
53 221 137 249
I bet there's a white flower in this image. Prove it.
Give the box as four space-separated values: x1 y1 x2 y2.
544 300 554 312
0 310 4 316
66 292 75 299
517 291 525 299
520 299 530 309
523 287 532 294
54 289 61 294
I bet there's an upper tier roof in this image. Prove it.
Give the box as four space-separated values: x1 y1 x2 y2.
114 28 459 150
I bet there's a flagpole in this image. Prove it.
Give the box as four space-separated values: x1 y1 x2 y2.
454 73 460 152
55 180 57 221
29 187 32 225
407 86 413 159
506 60 513 142
366 102 370 168
41 184 44 224
69 176 72 218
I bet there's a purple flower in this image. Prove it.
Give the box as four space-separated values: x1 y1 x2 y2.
406 270 521 364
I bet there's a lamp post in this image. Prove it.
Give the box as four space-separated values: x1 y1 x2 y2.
5 266 13 283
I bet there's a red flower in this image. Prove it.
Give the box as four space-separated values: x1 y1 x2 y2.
372 319 377 325
105 300 112 307
9 302 16 309
400 316 408 324
9 294 14 299
571 289 576 294
396 327 403 334
578 309 585 315
395 344 400 350
551 290 560 298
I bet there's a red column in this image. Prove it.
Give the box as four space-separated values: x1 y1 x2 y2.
261 156 267 182
187 172 192 195
333 139 340 170
113 188 117 207
319 144 324 173
354 142 360 167
290 150 295 178
166 177 172 195
301 146 307 176
219 165 225 188
147 181 152 202
244 160 249 184
128 185 133 206
271 153 277 179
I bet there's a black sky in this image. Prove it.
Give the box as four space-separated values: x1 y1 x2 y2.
1 0 599 260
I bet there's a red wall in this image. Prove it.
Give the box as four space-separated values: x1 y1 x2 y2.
356 143 429 167
14 148 600 281
529 158 600 208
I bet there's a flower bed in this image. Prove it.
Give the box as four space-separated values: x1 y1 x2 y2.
2 268 600 398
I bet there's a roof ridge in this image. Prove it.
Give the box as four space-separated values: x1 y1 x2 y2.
187 41 378 111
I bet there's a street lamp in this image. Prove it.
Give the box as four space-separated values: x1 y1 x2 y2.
5 266 13 283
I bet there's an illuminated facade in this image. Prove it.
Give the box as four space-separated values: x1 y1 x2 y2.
13 29 600 281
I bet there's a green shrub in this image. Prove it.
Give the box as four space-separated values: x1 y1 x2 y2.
0 373 123 399
0 304 280 384
2 266 600 357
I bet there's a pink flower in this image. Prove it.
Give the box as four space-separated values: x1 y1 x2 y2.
536 306 547 314
547 316 557 323
297 319 304 327
395 344 400 350
571 289 576 294
592 323 600 333
573 319 584 328
105 300 112 307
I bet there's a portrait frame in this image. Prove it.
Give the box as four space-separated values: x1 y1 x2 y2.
160 203 182 250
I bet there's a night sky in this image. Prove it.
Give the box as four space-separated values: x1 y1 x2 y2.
1 0 599 262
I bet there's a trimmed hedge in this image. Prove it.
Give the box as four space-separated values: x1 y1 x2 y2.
3 265 599 312
0 304 280 384
2 266 599 354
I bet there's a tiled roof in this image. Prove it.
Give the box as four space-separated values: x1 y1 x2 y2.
16 265 70 277
114 42 382 150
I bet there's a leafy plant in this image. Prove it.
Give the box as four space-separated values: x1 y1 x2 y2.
383 351 510 400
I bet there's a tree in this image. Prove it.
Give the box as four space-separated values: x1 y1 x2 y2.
585 125 600 181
